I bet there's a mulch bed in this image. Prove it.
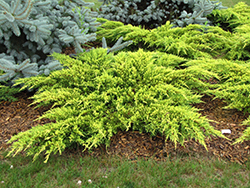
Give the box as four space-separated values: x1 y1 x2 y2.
1 86 250 164
1 44 250 164
81 95 250 165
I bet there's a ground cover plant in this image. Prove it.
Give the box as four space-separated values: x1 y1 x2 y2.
7 48 227 163
95 3 250 61
1 0 250 187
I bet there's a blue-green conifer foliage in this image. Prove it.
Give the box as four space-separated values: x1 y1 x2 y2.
97 0 227 29
0 0 99 84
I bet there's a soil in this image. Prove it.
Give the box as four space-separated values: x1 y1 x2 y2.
1 43 250 165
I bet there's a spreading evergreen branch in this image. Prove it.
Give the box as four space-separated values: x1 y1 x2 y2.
96 19 249 60
0 84 20 102
8 48 228 163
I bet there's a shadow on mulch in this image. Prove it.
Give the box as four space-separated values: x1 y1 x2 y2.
1 90 250 165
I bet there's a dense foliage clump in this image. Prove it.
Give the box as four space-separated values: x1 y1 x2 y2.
0 85 20 102
0 0 100 85
96 16 250 60
185 58 250 144
207 2 250 32
7 48 227 163
97 0 227 29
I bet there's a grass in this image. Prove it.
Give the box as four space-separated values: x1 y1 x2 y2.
1 150 250 187
1 1 250 187
84 0 250 10
221 0 250 7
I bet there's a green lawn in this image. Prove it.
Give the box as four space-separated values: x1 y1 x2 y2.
85 0 250 10
221 0 250 7
1 149 250 187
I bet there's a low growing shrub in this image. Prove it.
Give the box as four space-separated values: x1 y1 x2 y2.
96 16 250 60
7 48 227 163
0 84 20 102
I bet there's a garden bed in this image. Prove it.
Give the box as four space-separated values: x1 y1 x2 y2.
1 87 250 164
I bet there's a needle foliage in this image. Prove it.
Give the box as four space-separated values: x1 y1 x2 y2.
7 48 227 163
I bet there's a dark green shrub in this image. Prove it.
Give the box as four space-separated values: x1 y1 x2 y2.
97 0 227 29
0 84 20 102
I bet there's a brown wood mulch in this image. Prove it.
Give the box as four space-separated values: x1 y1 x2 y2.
1 44 250 164
1 86 250 164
